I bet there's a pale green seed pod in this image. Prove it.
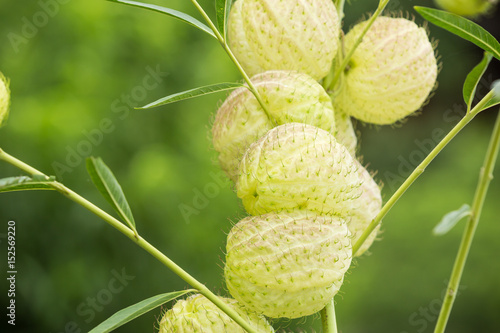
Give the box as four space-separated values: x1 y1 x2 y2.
0 73 10 127
334 17 438 125
212 71 335 182
333 110 357 157
158 294 274 333
228 0 340 80
225 211 352 318
349 161 382 256
236 123 363 217
434 0 497 17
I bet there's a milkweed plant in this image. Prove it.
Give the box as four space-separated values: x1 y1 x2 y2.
1 0 500 332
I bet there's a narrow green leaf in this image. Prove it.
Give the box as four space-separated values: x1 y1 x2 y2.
481 80 500 111
0 176 55 193
86 157 137 235
108 0 216 39
216 0 226 35
215 0 233 38
463 53 493 111
140 82 244 109
32 174 56 182
225 0 233 35
433 204 471 236
414 7 500 60
89 290 194 333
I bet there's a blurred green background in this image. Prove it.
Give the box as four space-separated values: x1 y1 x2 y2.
1 0 499 332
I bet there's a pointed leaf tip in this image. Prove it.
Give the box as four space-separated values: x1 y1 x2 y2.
414 6 500 61
140 82 244 109
86 157 138 235
108 0 216 39
89 290 194 333
463 52 492 111
433 204 471 236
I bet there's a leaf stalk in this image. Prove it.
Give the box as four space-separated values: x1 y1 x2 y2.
321 298 338 333
325 0 389 91
433 107 500 333
0 148 259 333
353 89 496 255
188 0 273 121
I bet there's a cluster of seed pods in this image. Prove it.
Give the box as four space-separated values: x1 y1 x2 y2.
160 0 437 330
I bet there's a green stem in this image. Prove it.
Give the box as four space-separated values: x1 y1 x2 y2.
188 0 273 121
433 108 500 333
321 298 338 333
0 149 259 333
325 0 389 91
353 90 495 255
334 0 346 20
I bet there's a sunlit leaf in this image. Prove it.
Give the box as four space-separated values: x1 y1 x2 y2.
140 82 244 109
433 204 471 236
86 157 138 235
108 0 216 39
414 7 500 60
463 53 492 111
89 290 194 333
0 176 55 193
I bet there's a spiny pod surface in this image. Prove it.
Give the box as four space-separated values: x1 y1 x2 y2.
225 211 352 318
158 294 274 333
348 161 382 256
236 123 363 217
0 72 10 127
228 0 340 80
334 17 438 125
333 110 357 157
213 71 335 182
434 0 497 17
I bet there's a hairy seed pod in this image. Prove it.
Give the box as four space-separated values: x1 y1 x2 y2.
158 294 274 333
227 0 340 80
349 161 382 256
333 110 357 157
0 72 10 127
236 123 363 217
212 71 335 182
225 211 352 318
434 0 497 17
334 17 438 125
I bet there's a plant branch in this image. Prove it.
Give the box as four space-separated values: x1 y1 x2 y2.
325 0 390 91
433 107 500 333
0 148 259 333
353 90 496 255
188 0 273 121
321 298 338 333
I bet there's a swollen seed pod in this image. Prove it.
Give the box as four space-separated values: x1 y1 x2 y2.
0 72 10 127
434 0 497 17
227 0 340 80
348 161 382 256
334 17 438 125
212 71 335 182
158 294 274 333
236 123 363 217
225 211 352 318
334 110 357 157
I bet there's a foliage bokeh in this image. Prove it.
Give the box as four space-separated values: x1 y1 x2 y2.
0 0 499 332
